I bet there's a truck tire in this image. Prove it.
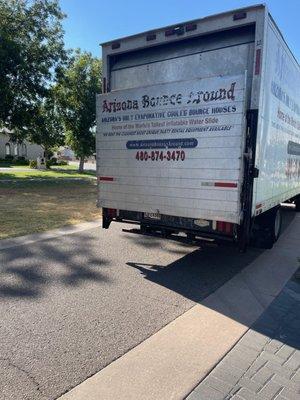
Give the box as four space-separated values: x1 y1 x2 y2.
271 208 282 242
251 207 282 249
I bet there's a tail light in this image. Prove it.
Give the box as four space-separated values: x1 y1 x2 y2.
111 42 120 50
107 208 117 218
233 12 247 21
146 33 156 41
216 221 234 235
185 23 197 32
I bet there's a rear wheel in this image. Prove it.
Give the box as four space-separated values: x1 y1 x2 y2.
251 207 282 249
273 208 282 241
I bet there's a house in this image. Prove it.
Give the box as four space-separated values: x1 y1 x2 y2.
55 146 96 164
55 146 75 161
0 129 43 160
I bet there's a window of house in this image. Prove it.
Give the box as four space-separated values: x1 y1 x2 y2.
5 143 11 156
14 144 18 156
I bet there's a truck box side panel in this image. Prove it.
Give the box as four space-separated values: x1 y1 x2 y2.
253 18 300 215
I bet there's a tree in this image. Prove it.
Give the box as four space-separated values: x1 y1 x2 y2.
28 89 64 160
0 0 66 137
55 50 102 172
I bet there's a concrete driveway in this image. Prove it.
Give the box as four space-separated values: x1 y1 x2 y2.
0 211 298 400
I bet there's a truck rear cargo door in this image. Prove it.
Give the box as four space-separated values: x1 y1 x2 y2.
97 74 247 223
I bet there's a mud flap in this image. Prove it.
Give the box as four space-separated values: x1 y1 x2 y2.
238 109 259 252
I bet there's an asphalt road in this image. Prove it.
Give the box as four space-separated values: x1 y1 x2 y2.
0 212 296 400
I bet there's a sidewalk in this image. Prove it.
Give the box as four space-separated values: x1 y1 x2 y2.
187 270 300 400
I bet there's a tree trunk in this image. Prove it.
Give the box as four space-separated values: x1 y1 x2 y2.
79 157 84 172
43 148 47 161
44 147 51 161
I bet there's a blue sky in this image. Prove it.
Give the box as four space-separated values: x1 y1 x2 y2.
60 0 300 61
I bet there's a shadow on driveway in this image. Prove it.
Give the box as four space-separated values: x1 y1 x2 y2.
0 231 110 299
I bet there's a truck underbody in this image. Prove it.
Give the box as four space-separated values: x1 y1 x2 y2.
102 196 299 251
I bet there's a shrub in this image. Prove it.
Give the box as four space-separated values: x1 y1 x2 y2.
5 155 14 162
15 156 29 166
29 160 37 169
57 160 68 166
15 160 29 166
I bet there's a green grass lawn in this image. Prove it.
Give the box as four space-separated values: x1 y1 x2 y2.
0 180 100 239
0 167 96 180
50 164 80 170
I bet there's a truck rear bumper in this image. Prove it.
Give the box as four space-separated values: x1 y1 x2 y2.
102 208 236 243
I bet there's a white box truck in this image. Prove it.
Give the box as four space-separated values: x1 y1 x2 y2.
96 4 300 251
